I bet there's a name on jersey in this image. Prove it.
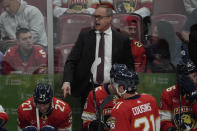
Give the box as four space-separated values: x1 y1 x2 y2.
132 103 152 116
174 106 192 114
103 108 112 116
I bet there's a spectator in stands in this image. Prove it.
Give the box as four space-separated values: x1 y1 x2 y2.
0 105 8 131
53 0 95 18
0 0 47 47
121 17 146 72
53 0 115 18
183 0 197 15
2 28 48 74
61 5 134 109
146 21 180 73
113 0 152 18
182 0 197 42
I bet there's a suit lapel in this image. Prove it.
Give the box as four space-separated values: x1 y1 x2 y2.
112 30 118 63
88 29 96 61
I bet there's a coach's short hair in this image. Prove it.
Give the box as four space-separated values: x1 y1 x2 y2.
96 5 113 16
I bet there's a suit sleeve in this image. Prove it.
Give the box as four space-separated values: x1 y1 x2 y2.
124 36 135 70
63 30 85 83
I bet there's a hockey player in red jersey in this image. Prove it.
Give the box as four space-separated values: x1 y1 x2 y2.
82 64 123 131
121 17 147 72
160 58 197 131
109 64 160 131
0 105 8 131
17 83 72 131
128 19 146 72
2 28 47 74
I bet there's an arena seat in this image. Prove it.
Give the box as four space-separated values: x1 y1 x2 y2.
112 13 143 42
151 14 187 33
57 13 94 45
25 0 47 16
54 13 94 73
153 0 186 15
54 44 74 73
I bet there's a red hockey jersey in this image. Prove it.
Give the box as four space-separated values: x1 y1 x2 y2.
0 112 9 127
82 85 121 131
160 84 197 131
17 97 72 130
3 45 47 74
131 40 146 72
110 94 160 131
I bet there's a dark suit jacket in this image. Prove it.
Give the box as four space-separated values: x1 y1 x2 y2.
63 28 134 97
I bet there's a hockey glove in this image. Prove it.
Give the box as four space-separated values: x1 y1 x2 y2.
179 75 197 104
167 127 178 131
41 125 56 131
88 120 105 131
0 127 7 131
0 119 4 127
22 126 37 131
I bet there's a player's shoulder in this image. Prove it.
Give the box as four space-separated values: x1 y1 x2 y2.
18 97 34 115
160 85 178 100
162 85 178 94
52 97 71 112
4 45 18 56
19 97 33 106
89 85 105 95
33 45 47 58
132 40 144 48
139 93 158 104
95 85 105 93
52 97 71 119
140 93 155 99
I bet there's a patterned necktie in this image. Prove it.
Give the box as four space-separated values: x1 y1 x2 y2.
96 32 105 84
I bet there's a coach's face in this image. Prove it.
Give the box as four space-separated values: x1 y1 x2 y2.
94 7 112 32
18 32 33 51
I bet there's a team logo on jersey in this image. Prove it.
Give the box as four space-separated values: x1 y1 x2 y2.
174 106 196 130
114 0 138 13
41 114 48 121
109 117 116 130
102 108 113 129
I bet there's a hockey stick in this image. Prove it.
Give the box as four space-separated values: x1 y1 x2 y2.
99 94 114 122
90 74 101 131
36 108 40 131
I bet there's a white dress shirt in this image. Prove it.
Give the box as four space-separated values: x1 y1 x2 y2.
91 27 112 84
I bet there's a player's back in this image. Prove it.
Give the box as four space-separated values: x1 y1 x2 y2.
110 94 160 131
